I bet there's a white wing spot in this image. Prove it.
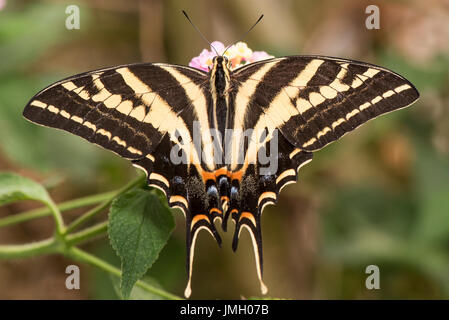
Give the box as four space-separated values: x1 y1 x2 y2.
394 84 411 93
309 92 326 106
371 96 382 105
359 102 371 111
47 105 60 114
30 100 47 109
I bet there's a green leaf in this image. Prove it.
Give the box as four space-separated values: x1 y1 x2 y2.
108 189 175 299
0 172 54 206
110 275 166 300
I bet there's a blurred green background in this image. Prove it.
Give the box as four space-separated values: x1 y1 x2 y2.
0 0 448 299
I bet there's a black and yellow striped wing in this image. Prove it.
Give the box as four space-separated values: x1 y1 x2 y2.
23 63 208 160
23 63 220 297
222 55 418 295
232 55 419 151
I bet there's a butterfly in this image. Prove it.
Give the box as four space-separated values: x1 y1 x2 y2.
23 51 419 297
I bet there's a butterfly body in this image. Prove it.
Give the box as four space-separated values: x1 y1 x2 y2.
23 54 419 297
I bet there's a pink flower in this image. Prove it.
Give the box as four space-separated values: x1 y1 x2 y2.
189 49 215 72
189 41 274 71
210 41 226 55
249 51 274 63
0 0 6 10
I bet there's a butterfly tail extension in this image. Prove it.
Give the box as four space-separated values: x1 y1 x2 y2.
182 163 227 297
232 208 268 295
184 196 222 298
228 162 269 295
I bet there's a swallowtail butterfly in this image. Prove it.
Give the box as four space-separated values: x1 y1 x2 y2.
23 47 419 297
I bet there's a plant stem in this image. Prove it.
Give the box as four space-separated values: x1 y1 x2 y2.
66 221 108 246
48 201 66 236
65 246 183 300
0 191 116 228
0 234 183 300
0 173 180 300
66 174 146 233
0 238 59 259
64 200 110 234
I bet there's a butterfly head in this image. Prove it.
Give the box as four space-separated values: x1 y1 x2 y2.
212 56 231 72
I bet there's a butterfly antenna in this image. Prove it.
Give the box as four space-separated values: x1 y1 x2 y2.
223 14 264 56
182 10 219 55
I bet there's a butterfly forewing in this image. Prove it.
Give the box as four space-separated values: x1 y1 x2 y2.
23 63 208 160
233 56 419 151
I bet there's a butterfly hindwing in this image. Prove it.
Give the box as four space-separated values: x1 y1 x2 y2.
226 131 313 294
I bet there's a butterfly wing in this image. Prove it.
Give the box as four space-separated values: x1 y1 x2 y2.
233 56 419 151
23 63 221 297
23 63 208 159
23 55 420 297
228 55 419 293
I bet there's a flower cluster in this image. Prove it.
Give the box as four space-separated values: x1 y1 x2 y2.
0 0 6 11
189 41 274 72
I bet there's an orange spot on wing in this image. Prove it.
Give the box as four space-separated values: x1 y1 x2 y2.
231 170 243 182
239 211 256 226
191 214 211 230
201 171 216 182
214 167 229 177
210 208 222 215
